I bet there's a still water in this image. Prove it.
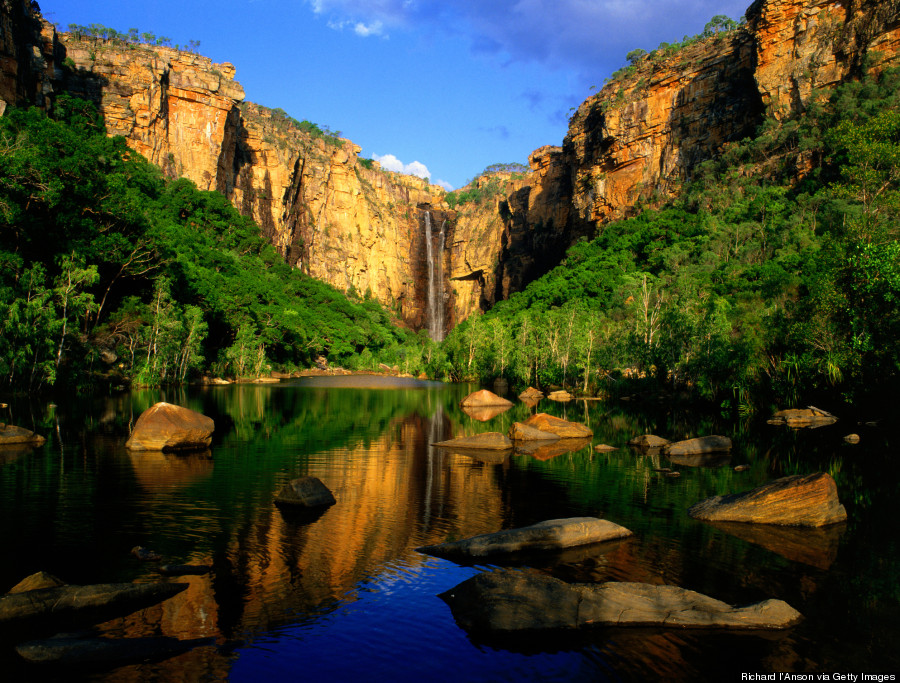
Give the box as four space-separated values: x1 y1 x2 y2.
0 377 897 681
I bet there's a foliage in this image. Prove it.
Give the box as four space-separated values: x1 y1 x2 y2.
442 69 900 408
0 97 410 391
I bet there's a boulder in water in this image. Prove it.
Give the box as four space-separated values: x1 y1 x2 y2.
417 517 632 561
274 476 336 508
441 571 802 633
0 424 46 447
125 402 214 452
665 435 732 456
522 413 592 438
688 472 847 527
460 390 514 408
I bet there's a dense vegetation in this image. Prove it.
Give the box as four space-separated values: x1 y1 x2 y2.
0 96 412 392
437 69 900 411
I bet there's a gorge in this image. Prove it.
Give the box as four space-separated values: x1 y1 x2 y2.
4 0 900 341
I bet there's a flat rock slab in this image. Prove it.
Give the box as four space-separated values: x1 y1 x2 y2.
547 391 573 402
460 390 514 408
274 476 336 508
523 413 592 438
768 407 837 429
17 634 214 665
508 422 561 442
417 517 632 561
688 472 847 527
125 402 214 451
665 435 732 456
433 432 513 450
0 582 188 628
0 424 46 447
628 434 670 448
441 571 802 633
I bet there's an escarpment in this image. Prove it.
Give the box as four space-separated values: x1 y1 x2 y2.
3 0 900 336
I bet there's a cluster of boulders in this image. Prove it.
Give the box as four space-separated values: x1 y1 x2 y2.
421 387 853 636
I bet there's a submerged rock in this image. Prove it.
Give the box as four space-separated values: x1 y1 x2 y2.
157 564 212 576
665 435 732 456
131 546 162 561
433 433 514 450
416 517 632 561
441 571 802 633
125 402 214 452
16 633 214 665
688 472 847 527
523 413 592 438
274 476 336 508
460 390 514 408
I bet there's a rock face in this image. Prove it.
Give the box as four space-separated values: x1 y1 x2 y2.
0 424 46 446
688 472 848 526
274 476 336 508
125 402 214 451
440 571 802 633
432 433 513 451
523 413 592 438
417 517 632 560
460 390 514 408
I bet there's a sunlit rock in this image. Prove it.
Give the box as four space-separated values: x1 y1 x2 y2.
688 472 847 527
0 424 46 447
627 434 670 448
767 407 837 428
125 402 214 452
508 422 561 441
460 390 514 408
523 413 592 438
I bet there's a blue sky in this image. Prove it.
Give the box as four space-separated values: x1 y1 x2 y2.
45 0 750 190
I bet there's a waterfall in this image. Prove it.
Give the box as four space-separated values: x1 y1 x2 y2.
425 212 445 341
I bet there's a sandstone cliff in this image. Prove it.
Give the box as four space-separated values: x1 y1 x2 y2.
3 0 900 337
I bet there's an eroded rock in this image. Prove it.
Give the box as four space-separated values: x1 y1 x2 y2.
688 472 847 527
508 422 561 442
417 517 632 561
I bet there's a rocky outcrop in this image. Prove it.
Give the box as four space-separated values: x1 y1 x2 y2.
688 472 848 526
417 518 632 560
440 571 802 633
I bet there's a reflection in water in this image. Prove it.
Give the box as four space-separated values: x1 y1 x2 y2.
0 381 896 679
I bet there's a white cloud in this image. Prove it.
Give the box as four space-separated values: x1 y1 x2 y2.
434 178 454 191
354 20 385 37
373 153 431 179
